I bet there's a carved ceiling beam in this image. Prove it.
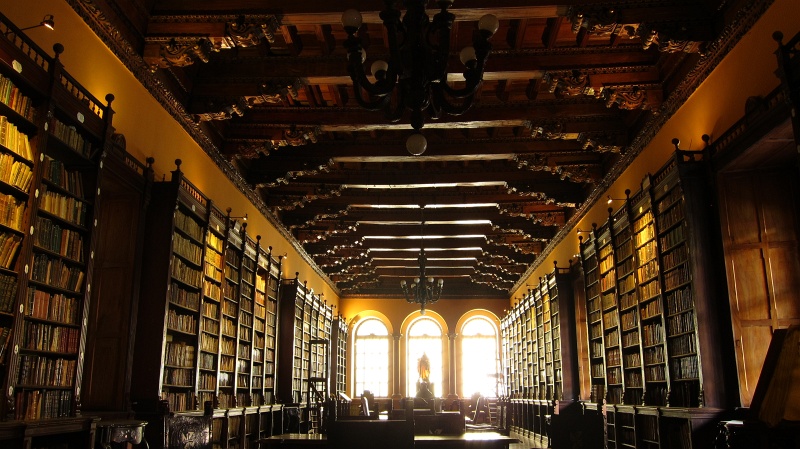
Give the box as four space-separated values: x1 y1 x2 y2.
143 37 217 71
566 5 712 54
265 187 581 212
252 158 593 187
222 101 621 132
189 48 659 87
142 15 282 70
496 205 568 225
603 85 663 112
190 79 302 123
148 2 563 25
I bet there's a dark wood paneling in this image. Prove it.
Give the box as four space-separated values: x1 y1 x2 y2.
718 168 800 406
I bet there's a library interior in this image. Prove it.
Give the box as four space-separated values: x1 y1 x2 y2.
0 0 799 448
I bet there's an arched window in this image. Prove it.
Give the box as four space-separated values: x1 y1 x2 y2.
353 318 390 397
460 316 500 397
406 317 443 397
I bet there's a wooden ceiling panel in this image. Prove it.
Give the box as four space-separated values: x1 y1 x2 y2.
82 0 737 297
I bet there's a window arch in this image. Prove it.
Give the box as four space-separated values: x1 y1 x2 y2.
353 317 391 397
406 317 443 397
460 315 500 397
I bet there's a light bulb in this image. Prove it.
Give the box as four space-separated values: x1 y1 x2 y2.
371 60 389 77
341 9 363 29
459 47 477 66
478 14 500 35
406 133 427 156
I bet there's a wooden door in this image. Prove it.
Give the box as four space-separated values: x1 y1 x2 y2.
717 168 800 406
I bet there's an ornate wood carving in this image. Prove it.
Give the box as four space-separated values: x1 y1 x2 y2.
244 79 302 107
544 71 595 97
226 16 279 48
143 38 217 71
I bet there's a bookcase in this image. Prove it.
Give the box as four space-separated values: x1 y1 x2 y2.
0 12 113 448
277 276 334 433
330 315 347 396
577 150 736 448
500 264 578 447
133 161 287 447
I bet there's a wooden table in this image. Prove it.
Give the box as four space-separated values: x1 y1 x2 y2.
259 432 518 449
415 432 519 449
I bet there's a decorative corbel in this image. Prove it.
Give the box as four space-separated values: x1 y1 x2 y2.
144 38 217 71
544 71 594 97
226 15 279 48
638 22 707 54
244 79 302 107
194 97 249 122
578 133 624 153
567 6 620 35
530 122 573 140
283 126 320 146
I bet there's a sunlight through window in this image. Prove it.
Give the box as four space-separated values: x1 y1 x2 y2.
407 317 443 397
354 318 390 397
461 317 500 397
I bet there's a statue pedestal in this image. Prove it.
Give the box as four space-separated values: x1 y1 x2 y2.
416 380 434 399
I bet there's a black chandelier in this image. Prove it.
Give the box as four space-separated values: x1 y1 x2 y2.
342 1 499 156
400 209 444 314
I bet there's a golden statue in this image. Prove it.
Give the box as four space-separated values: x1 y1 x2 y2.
417 353 431 381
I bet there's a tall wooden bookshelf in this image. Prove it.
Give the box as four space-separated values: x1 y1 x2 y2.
133 161 286 448
277 276 334 433
0 13 113 448
577 150 736 448
331 315 347 396
500 264 578 447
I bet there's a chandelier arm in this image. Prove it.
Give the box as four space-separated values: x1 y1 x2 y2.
431 83 477 116
346 51 397 99
352 84 393 111
383 86 406 123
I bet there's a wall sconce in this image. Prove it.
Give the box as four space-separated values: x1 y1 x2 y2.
607 188 631 205
18 14 55 32
226 208 248 222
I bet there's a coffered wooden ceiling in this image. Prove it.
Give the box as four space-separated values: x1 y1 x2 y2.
74 0 751 299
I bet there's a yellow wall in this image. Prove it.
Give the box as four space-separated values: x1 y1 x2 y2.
512 0 800 300
0 0 340 304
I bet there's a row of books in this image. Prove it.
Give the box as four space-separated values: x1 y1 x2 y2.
30 253 86 292
26 287 81 325
35 216 85 262
15 389 72 420
41 156 86 198
0 326 12 363
0 116 35 161
23 321 80 353
17 354 77 387
165 341 196 367
51 119 93 157
0 230 22 269
0 74 37 121
0 193 26 231
38 186 89 227
175 208 204 242
0 152 33 191
0 271 19 313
